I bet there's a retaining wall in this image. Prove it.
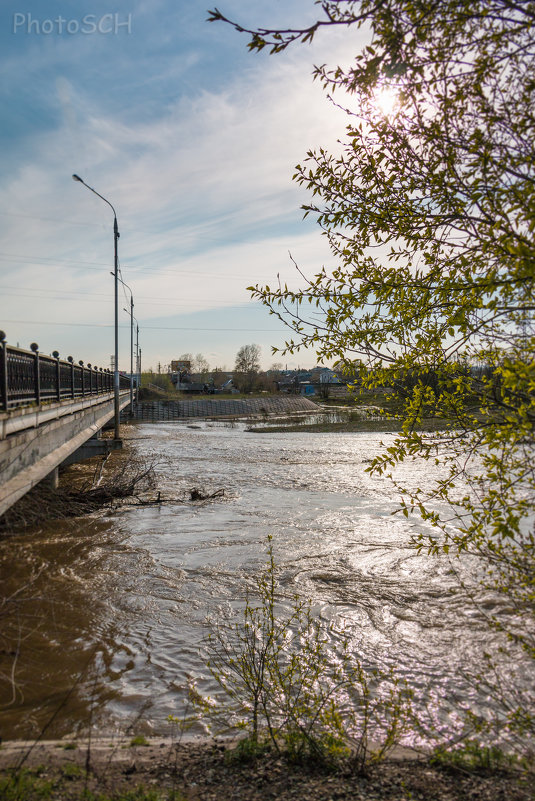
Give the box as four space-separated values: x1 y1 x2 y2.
132 396 320 421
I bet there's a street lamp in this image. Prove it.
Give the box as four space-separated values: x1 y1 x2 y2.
135 323 140 385
118 276 142 411
72 174 121 441
118 281 141 390
128 316 141 396
125 315 140 387
118 275 135 413
129 313 140 394
124 312 141 407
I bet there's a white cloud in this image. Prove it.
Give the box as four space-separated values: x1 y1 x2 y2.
0 3 365 368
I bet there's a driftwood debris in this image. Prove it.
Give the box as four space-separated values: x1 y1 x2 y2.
0 448 226 530
133 488 225 506
0 458 157 532
189 487 224 501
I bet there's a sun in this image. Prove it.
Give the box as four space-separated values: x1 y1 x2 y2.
374 87 398 116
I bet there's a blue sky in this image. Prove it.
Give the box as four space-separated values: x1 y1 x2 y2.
0 1 366 371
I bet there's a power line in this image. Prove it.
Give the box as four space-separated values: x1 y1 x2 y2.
1 290 247 309
0 209 298 245
0 318 284 332
0 252 279 281
0 285 251 306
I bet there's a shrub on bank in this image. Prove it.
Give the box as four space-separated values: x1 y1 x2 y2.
181 537 414 773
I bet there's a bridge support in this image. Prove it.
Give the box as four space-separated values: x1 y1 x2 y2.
60 434 123 467
40 466 59 490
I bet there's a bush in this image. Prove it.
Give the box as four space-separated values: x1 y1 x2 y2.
189 537 413 772
429 740 524 775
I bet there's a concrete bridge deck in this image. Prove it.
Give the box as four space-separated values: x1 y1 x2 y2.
0 337 134 518
0 390 131 518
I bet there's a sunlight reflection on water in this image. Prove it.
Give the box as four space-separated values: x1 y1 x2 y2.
0 420 528 743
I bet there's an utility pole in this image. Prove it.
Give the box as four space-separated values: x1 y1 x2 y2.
73 174 121 441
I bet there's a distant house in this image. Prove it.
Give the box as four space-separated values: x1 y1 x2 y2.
274 366 349 394
170 369 204 393
317 368 339 384
299 382 316 396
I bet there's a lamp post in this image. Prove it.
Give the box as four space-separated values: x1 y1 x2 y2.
118 276 135 413
136 323 140 386
72 174 121 440
118 276 141 411
131 317 140 393
122 301 134 412
126 315 141 390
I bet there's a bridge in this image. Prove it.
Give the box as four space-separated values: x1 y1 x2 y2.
0 334 131 518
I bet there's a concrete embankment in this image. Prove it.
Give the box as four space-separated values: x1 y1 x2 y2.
131 396 320 421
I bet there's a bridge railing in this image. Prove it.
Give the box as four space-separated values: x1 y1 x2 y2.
0 332 130 411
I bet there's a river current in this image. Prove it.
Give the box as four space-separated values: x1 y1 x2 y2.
0 421 527 743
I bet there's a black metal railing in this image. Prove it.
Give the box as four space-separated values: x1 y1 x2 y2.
0 332 130 411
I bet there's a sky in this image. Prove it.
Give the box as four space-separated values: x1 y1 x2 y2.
0 1 368 372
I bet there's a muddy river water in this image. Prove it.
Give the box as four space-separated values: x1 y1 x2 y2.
0 421 528 743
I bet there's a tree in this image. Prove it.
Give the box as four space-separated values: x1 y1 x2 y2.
211 1 535 742
192 353 210 379
234 344 261 391
210 365 227 388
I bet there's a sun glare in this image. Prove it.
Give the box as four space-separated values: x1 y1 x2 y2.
375 87 398 116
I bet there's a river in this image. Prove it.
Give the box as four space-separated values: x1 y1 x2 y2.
0 421 528 744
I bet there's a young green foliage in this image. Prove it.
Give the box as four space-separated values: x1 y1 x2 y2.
211 0 535 737
192 538 413 772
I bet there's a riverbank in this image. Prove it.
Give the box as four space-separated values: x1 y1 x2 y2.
247 416 448 434
0 737 531 801
248 418 402 433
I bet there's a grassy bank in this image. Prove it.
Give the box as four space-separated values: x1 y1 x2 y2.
0 738 532 801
